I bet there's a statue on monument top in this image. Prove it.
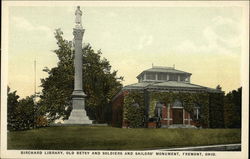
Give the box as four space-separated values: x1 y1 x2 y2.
75 6 83 29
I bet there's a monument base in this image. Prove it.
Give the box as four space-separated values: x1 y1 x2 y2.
63 93 92 125
64 109 92 124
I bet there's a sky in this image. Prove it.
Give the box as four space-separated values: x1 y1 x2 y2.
5 2 247 98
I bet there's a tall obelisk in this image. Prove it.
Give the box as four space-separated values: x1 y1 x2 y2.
64 6 92 124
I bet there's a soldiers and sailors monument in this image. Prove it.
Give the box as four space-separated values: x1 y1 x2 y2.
64 6 92 125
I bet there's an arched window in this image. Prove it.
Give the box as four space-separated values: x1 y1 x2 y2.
193 104 200 120
132 103 139 108
172 99 183 108
155 102 164 118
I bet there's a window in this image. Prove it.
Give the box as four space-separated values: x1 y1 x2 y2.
138 75 144 82
154 102 164 118
193 108 200 120
180 75 189 82
142 75 145 80
146 72 156 80
169 74 178 81
132 103 140 108
173 99 183 108
180 75 186 81
158 73 167 80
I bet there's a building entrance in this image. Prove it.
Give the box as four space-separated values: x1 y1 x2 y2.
173 109 183 124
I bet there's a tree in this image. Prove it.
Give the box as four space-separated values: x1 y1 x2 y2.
7 86 19 130
224 87 242 128
216 85 222 90
209 92 224 128
7 86 36 131
14 96 36 130
39 29 123 123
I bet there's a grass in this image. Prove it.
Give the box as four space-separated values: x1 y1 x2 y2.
8 126 241 150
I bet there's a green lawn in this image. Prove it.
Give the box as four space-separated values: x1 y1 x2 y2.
8 126 241 150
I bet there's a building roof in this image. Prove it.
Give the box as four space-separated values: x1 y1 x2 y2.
123 82 151 89
123 81 221 93
153 81 202 88
112 66 222 101
136 66 191 79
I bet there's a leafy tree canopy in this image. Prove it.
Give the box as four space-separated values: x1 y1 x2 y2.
224 87 242 128
39 29 123 123
7 86 36 131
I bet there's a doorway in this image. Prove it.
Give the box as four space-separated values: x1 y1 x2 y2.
173 109 183 124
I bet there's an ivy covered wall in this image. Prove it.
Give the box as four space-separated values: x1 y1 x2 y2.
149 92 210 127
123 91 145 128
121 90 224 128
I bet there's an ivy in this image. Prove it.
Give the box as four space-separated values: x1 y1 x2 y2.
149 92 210 127
149 100 156 118
123 91 145 128
123 90 223 128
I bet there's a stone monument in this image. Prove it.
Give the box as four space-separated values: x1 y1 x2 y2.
64 6 92 124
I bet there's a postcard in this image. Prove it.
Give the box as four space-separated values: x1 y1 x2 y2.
1 1 249 159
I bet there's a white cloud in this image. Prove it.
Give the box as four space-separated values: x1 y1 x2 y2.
176 16 241 55
204 16 241 48
12 16 52 37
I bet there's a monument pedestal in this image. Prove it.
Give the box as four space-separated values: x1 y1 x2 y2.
64 91 92 124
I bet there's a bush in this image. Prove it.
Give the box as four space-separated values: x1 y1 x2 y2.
35 116 48 128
